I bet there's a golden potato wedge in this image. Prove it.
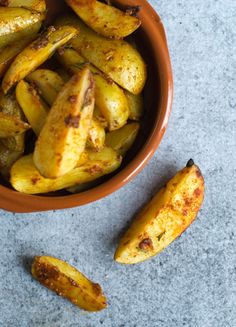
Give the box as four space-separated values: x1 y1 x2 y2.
105 122 140 156
0 7 43 48
31 255 107 312
66 0 141 39
87 118 105 151
57 47 129 130
114 160 205 264
26 69 64 106
0 113 30 138
57 15 147 94
16 80 48 136
0 22 42 78
125 91 144 121
0 0 46 12
34 68 95 178
2 25 78 93
10 147 122 194
94 106 108 129
0 142 23 179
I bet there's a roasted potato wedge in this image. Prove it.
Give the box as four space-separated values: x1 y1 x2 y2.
2 25 78 93
0 7 43 48
87 117 105 150
57 47 129 130
0 22 42 78
57 15 147 94
0 142 23 179
105 122 140 156
125 91 144 121
0 0 46 12
26 69 64 106
32 255 107 312
94 106 108 129
114 160 205 264
16 80 48 136
10 147 122 194
0 113 30 138
34 68 95 178
66 0 141 39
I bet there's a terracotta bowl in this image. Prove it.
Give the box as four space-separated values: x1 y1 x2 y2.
0 0 173 212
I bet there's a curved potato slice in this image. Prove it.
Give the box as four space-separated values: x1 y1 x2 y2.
0 0 46 12
57 47 129 130
10 147 122 194
0 113 30 138
0 22 42 78
2 25 78 93
34 68 95 178
114 160 205 264
32 255 107 312
26 69 64 106
125 91 144 121
56 15 147 94
105 122 140 156
66 0 141 39
16 80 48 136
87 117 105 150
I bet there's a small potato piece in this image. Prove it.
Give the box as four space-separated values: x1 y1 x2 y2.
0 0 46 12
2 25 78 93
0 22 42 78
125 91 144 121
26 69 64 106
16 80 48 136
34 68 95 178
0 8 43 48
94 106 108 129
31 255 107 312
57 16 147 94
10 147 122 194
114 160 205 264
66 0 141 39
105 123 140 156
57 48 129 130
0 142 23 179
87 118 105 150
0 113 30 138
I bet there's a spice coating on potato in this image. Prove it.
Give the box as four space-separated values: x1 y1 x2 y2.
32 256 107 312
114 162 204 264
1 0 46 12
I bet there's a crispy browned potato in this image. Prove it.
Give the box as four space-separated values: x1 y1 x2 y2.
56 15 147 95
0 7 43 48
26 69 64 106
87 117 105 150
33 68 95 178
2 25 78 93
105 122 140 156
0 113 30 138
10 147 122 194
0 22 42 78
114 160 205 264
57 47 129 130
0 0 46 12
16 80 48 136
125 91 144 121
66 0 141 39
32 255 107 312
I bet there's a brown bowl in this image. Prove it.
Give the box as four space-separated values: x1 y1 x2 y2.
0 0 173 213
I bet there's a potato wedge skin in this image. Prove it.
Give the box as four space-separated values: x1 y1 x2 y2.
2 25 78 93
26 69 64 106
32 256 107 312
57 16 147 94
16 80 48 136
1 0 46 12
87 117 105 150
10 147 122 194
66 0 141 39
57 47 129 130
105 122 140 156
33 68 95 178
0 22 42 78
114 162 205 264
125 91 144 121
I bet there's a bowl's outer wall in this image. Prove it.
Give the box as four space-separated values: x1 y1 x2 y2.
0 0 173 212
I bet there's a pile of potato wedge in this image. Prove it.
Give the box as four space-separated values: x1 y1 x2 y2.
0 0 147 194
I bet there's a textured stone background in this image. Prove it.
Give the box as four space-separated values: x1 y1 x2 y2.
0 0 235 326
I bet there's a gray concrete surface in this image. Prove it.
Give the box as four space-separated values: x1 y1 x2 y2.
0 0 235 326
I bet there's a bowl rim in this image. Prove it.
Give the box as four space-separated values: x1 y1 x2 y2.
0 0 173 213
